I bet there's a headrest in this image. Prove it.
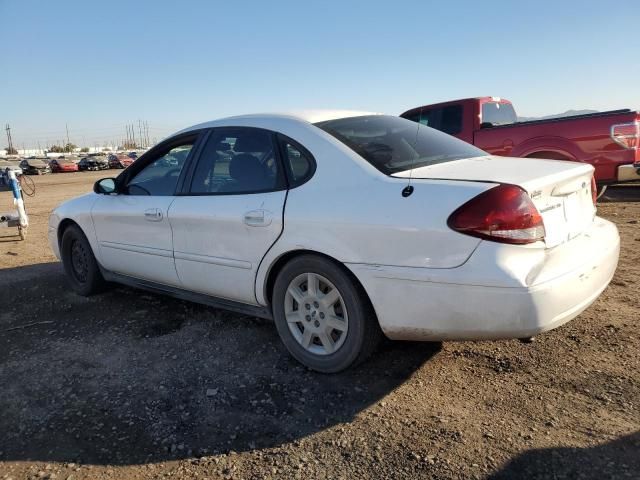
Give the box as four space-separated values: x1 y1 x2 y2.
228 154 265 184
233 134 271 153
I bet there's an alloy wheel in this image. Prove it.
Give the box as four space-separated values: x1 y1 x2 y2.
284 272 349 355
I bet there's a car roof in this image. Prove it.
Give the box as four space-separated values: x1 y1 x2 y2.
177 110 381 136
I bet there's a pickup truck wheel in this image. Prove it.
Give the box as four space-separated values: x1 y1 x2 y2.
61 224 106 296
272 255 381 373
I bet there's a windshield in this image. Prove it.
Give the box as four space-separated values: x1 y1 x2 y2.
315 115 487 175
481 102 517 126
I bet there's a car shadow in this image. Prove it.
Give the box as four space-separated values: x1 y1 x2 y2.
489 431 640 479
0 262 440 466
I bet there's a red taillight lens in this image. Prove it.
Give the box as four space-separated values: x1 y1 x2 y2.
590 176 597 206
611 122 640 150
448 184 546 245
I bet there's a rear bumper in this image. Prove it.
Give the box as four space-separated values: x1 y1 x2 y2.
617 164 640 182
348 217 620 341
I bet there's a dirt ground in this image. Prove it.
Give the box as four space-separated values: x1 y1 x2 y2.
0 172 638 480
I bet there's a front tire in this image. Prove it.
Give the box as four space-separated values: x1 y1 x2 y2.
60 224 105 296
272 255 381 373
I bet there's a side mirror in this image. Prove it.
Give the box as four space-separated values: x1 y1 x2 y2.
480 122 494 129
94 178 117 194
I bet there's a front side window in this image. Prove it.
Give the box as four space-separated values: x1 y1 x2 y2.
126 141 194 195
315 115 486 175
190 128 284 194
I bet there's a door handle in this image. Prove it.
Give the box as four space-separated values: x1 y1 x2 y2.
243 209 272 227
144 208 163 221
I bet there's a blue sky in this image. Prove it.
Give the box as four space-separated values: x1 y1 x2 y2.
1 0 639 148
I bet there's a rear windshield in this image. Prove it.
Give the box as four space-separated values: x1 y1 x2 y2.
315 115 486 175
481 102 517 126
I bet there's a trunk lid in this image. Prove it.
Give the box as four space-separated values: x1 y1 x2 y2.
393 156 596 248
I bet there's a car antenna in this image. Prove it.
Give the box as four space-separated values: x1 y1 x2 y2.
402 106 422 198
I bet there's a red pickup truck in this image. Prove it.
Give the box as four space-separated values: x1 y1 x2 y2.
400 97 640 194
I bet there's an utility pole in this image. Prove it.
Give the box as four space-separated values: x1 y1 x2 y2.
66 123 71 147
138 120 143 148
131 123 136 148
5 124 14 153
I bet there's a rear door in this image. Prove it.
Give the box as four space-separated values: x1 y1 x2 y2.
169 127 287 304
91 134 199 286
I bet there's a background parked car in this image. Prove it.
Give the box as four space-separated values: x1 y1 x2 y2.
20 158 51 175
50 158 79 173
108 153 134 169
78 155 109 171
0 159 23 176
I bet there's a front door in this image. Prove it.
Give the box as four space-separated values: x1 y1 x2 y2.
169 127 287 304
92 137 197 286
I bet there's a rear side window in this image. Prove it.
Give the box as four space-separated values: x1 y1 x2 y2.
316 115 486 175
278 136 315 187
403 105 463 135
481 102 517 126
189 128 285 194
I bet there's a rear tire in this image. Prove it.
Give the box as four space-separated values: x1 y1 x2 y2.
272 255 381 373
60 224 105 296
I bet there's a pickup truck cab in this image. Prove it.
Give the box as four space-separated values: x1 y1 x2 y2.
401 97 640 192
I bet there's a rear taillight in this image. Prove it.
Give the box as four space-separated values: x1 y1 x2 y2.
611 122 640 150
591 176 597 206
448 184 545 245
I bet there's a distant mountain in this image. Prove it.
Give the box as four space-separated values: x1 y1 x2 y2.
518 109 598 122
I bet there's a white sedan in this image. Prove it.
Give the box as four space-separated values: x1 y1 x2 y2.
48 111 620 372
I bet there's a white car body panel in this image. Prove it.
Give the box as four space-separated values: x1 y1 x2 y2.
253 177 489 305
349 217 619 340
48 112 620 342
169 191 286 304
48 193 99 261
91 195 182 287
